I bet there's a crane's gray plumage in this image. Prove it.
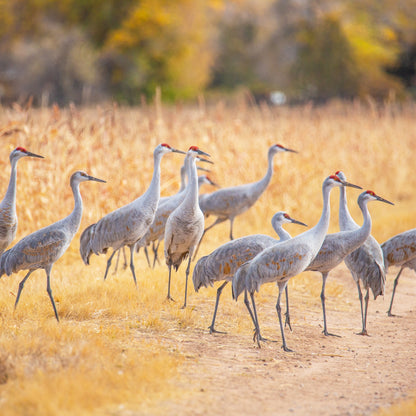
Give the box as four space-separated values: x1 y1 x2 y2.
337 171 390 335
197 144 297 245
137 173 217 268
79 143 185 285
232 175 361 351
0 171 105 321
164 146 210 308
382 228 416 316
306 188 393 336
0 147 44 255
193 211 307 335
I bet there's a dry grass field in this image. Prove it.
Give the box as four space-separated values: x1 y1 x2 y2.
0 100 415 415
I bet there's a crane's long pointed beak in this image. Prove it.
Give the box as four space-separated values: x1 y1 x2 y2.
376 195 394 205
291 219 308 227
172 148 186 155
197 149 211 158
284 147 298 153
341 180 362 190
197 157 213 164
88 175 106 183
197 166 211 173
27 151 44 159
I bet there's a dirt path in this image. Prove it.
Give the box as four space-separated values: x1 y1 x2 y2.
150 266 416 416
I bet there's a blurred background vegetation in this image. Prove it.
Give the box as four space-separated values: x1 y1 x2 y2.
0 0 415 105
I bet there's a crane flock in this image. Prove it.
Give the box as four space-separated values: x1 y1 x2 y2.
0 142 412 354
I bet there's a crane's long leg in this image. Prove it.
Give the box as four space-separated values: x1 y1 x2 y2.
152 241 161 268
357 288 370 336
243 290 261 348
284 285 292 331
181 254 193 309
103 249 118 280
144 246 151 268
167 264 175 302
129 244 137 286
276 282 292 352
229 217 235 240
14 270 34 312
320 272 340 337
250 290 276 344
208 281 228 334
45 267 60 322
387 267 403 317
113 249 121 275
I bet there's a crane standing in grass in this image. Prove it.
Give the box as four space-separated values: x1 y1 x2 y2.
79 144 185 285
193 211 307 335
0 171 105 322
305 188 393 336
381 229 416 316
337 171 389 335
164 146 211 308
232 175 361 351
0 147 44 255
195 144 297 256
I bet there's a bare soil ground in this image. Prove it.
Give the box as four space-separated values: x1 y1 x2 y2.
148 267 416 416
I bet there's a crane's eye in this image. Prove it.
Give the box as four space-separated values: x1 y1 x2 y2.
189 146 199 151
366 190 375 196
15 146 27 152
161 143 171 149
329 175 340 181
284 213 290 219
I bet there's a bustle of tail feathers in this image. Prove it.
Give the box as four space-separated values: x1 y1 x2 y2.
0 249 11 277
79 223 96 265
232 262 250 300
371 262 386 300
192 256 209 292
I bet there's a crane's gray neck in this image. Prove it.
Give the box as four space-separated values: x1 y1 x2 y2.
141 150 163 208
183 155 199 207
179 163 186 193
67 180 83 235
273 225 291 242
354 197 372 242
253 148 276 194
339 185 356 230
311 182 333 244
4 158 19 209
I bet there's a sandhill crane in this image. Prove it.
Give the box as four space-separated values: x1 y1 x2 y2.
195 144 297 255
113 163 213 273
137 173 217 269
193 211 307 335
164 146 210 308
305 189 393 336
232 175 361 351
79 143 185 285
337 171 389 335
0 171 105 321
381 229 416 316
0 147 44 255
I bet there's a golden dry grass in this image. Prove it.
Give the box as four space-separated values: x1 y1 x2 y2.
0 100 415 415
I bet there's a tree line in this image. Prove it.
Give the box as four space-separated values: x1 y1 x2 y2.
0 0 415 105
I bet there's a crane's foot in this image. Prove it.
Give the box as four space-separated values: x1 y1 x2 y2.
356 330 370 336
322 329 341 338
208 326 226 334
252 329 262 348
165 295 176 303
281 344 294 353
387 310 399 317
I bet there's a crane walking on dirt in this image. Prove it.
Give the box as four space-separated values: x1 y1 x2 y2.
195 144 297 257
0 147 44 255
164 146 211 308
306 188 393 336
381 228 416 316
0 171 105 322
232 175 361 351
337 171 389 335
193 211 307 335
79 144 185 285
